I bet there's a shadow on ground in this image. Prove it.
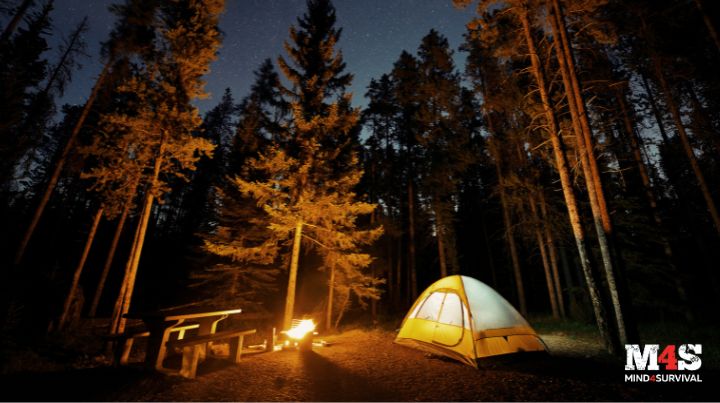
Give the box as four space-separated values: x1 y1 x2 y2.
298 350 394 401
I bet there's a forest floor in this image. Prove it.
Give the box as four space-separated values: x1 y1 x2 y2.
1 321 716 401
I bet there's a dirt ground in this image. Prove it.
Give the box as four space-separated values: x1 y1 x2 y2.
1 328 715 401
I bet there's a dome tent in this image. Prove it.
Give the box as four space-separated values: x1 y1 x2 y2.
395 275 546 367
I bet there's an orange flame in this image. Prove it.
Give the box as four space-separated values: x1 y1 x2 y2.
287 319 316 340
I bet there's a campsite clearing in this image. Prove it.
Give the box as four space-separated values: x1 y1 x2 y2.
1 327 713 401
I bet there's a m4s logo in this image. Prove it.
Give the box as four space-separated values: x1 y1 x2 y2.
625 344 702 371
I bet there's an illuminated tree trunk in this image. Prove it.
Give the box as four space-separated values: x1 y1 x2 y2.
693 0 720 54
325 261 335 332
548 1 626 346
491 140 526 315
112 135 166 335
89 193 133 317
15 61 111 264
407 180 417 300
57 206 104 330
539 191 565 318
519 7 613 352
551 0 611 233
334 289 350 330
284 221 303 330
0 0 34 43
110 204 143 334
530 194 558 319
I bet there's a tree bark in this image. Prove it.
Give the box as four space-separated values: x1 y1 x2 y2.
539 191 565 318
551 0 612 233
15 61 111 264
519 7 614 353
57 206 104 330
334 290 350 330
0 0 34 44
89 194 133 317
325 261 335 332
530 194 559 318
497 157 526 315
407 180 417 301
435 203 448 278
548 1 627 347
110 202 144 335
284 220 303 330
395 236 402 310
113 133 166 335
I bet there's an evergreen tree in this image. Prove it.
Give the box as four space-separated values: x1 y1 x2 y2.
0 1 51 185
102 0 224 334
207 0 382 330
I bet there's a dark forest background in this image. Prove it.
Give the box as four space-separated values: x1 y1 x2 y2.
1 0 719 354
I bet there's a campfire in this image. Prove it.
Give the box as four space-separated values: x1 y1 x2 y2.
280 319 317 351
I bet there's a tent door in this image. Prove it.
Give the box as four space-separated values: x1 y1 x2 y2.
431 292 464 347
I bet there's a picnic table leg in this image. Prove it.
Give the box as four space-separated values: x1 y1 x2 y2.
179 345 202 379
228 334 245 363
146 319 183 371
196 315 228 360
120 337 134 365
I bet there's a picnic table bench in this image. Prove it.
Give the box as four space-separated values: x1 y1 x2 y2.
117 307 256 378
167 328 257 378
109 323 199 365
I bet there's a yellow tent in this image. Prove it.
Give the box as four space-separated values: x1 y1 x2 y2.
395 275 546 367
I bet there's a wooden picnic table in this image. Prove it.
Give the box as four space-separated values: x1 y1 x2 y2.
123 307 242 371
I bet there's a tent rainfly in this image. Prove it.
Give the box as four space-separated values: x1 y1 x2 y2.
395 275 546 367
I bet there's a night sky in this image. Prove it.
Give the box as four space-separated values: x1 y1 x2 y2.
48 0 477 114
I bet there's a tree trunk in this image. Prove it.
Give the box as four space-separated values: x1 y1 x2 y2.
651 54 720 235
395 236 402 309
693 0 720 54
284 221 303 330
530 194 559 319
407 180 417 301
549 1 627 347
113 133 166 335
57 206 104 330
110 203 144 335
639 73 671 145
686 83 720 156
15 61 111 264
89 194 133 317
616 89 692 322
386 235 394 312
325 261 335 332
480 210 498 288
539 191 565 318
0 0 34 44
435 203 448 278
489 139 526 314
334 290 350 330
551 0 612 233
519 7 614 353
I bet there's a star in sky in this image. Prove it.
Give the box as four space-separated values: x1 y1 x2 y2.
47 0 476 114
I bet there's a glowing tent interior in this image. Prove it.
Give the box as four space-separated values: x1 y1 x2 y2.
395 275 547 367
